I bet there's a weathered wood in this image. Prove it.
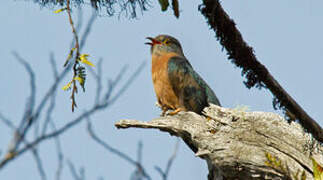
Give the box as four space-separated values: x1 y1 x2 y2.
115 105 323 180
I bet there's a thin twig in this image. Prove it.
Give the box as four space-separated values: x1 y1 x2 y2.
0 113 16 130
154 139 180 180
11 52 36 152
88 59 103 105
50 52 59 79
87 119 137 165
41 57 58 135
51 122 64 180
67 160 82 180
87 120 152 180
31 148 47 180
108 61 146 104
79 11 97 50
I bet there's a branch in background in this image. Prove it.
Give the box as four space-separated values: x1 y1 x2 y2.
0 58 145 170
88 117 180 180
31 148 47 180
11 52 36 152
67 159 85 180
0 113 16 130
199 0 323 143
41 56 58 136
50 122 64 180
0 113 48 180
87 119 152 180
79 11 97 50
1 52 70 164
88 58 103 105
154 139 179 180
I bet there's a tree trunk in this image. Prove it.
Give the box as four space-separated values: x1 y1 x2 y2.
115 105 323 180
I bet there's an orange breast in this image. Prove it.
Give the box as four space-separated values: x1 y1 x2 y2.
151 52 180 110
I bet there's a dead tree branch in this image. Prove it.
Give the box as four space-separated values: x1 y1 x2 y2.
199 0 323 143
116 105 323 180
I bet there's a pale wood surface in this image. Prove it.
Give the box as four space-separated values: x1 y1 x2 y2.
115 105 323 180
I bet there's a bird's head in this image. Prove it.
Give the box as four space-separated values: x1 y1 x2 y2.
145 35 184 56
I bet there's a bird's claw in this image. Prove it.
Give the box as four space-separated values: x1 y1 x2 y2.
166 108 182 116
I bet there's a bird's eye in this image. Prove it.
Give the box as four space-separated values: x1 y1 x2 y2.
164 39 170 45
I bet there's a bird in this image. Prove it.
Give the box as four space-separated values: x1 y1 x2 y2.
145 34 221 116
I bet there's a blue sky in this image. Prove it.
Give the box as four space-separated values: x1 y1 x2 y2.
0 0 322 179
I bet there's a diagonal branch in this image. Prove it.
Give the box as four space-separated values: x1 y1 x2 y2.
31 148 47 180
50 122 64 180
79 11 97 50
199 0 323 142
12 52 37 151
154 139 179 180
67 159 85 180
0 113 16 130
87 119 152 180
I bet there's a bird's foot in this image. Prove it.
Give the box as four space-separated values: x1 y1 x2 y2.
167 108 182 116
160 106 169 116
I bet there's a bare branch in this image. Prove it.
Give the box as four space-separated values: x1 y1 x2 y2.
49 52 59 79
34 63 70 119
31 148 47 180
0 112 16 130
51 122 64 180
87 119 137 165
11 52 36 151
67 160 82 180
108 61 146 105
154 139 179 180
12 52 36 127
103 65 128 102
79 11 97 50
6 52 70 158
87 120 151 180
41 81 57 136
137 141 143 164
0 61 144 170
88 59 103 105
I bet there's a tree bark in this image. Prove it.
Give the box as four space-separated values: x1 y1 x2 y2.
115 105 323 180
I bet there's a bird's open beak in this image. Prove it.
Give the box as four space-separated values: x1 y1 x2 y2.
145 37 161 46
